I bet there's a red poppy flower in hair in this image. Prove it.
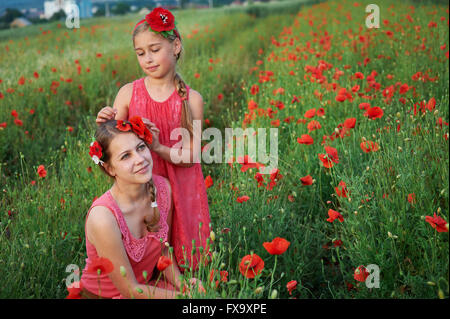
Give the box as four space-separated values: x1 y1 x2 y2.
89 140 104 165
129 116 146 138
134 8 179 39
114 116 153 145
146 8 175 32
116 120 132 132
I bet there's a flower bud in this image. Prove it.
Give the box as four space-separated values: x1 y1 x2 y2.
254 286 264 295
135 287 144 294
210 231 216 242
142 270 148 281
438 289 444 299
120 266 127 277
427 281 436 286
270 289 278 299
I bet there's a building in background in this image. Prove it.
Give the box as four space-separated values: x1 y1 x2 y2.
44 0 92 19
10 16 32 28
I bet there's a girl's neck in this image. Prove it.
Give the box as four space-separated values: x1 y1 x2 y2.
145 71 176 91
110 180 150 207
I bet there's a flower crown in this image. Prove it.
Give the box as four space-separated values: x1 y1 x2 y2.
134 7 180 40
89 116 153 165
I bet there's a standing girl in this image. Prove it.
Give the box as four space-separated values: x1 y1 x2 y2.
96 8 210 271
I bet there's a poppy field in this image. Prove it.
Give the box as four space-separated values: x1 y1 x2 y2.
0 0 449 299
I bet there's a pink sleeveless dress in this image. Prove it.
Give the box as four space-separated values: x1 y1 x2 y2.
80 174 175 299
128 77 211 271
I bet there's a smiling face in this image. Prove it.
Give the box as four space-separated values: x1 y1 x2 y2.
103 132 153 185
133 29 181 78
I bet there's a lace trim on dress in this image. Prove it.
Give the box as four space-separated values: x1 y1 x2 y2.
108 175 170 262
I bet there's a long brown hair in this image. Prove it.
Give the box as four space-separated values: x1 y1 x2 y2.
132 22 193 137
95 120 160 232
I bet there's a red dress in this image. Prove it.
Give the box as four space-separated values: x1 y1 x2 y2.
81 174 175 298
128 77 211 271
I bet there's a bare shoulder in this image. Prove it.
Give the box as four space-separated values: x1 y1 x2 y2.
187 88 204 118
86 206 120 242
188 88 203 105
116 82 133 102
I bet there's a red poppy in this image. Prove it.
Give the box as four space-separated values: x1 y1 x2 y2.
14 119 23 126
354 265 370 282
157 255 173 271
286 280 297 295
316 108 325 117
87 256 114 275
359 102 371 110
263 237 290 255
426 97 436 111
360 141 379 153
89 141 103 163
304 108 316 118
300 175 313 186
205 175 213 189
333 239 343 247
344 118 356 129
11 110 18 118
128 116 146 138
143 127 153 145
66 281 82 299
237 155 262 172
18 76 25 85
297 134 314 145
327 209 344 223
407 193 416 204
325 146 339 163
250 84 259 95
239 254 264 279
0 122 6 128
425 213 448 233
116 120 132 132
236 195 250 203
364 106 384 119
354 72 364 79
307 120 321 132
145 7 176 32
248 100 258 110
335 181 348 197
37 165 47 178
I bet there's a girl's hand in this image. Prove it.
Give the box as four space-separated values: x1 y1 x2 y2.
142 118 161 152
96 106 117 125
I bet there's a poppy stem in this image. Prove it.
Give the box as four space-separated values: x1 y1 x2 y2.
268 255 277 298
97 272 102 299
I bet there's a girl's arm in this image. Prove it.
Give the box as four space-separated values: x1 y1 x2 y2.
95 83 132 124
149 89 204 168
86 206 180 299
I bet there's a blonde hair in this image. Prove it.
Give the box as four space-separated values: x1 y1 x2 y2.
95 120 160 232
132 23 193 137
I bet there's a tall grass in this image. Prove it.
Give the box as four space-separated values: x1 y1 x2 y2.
0 0 448 298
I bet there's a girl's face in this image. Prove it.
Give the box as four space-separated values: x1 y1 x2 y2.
134 30 181 78
104 132 153 184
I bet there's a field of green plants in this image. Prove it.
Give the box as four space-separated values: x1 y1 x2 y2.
0 0 448 299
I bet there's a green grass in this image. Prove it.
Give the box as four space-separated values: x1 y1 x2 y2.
0 0 448 299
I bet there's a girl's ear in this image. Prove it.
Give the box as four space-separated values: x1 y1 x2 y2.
102 162 115 177
173 37 182 56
